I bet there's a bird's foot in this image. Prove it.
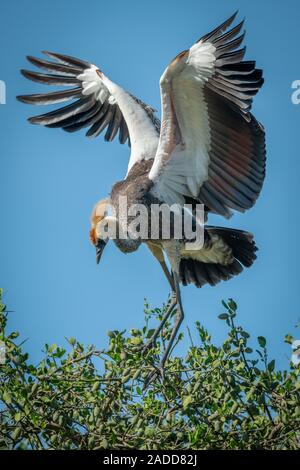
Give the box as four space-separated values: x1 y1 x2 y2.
143 362 166 389
130 339 156 354
132 293 177 355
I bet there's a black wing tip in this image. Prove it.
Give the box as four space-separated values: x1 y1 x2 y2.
239 29 246 39
199 10 240 43
26 55 43 68
62 126 78 133
228 17 245 33
26 55 44 66
239 19 246 36
256 70 264 82
222 10 239 26
230 10 239 21
16 94 31 104
86 129 96 138
259 76 265 88
42 50 53 57
27 116 41 125
42 50 64 61
20 69 35 80
41 50 90 70
222 10 239 29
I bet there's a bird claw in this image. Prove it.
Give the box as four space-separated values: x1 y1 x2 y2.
131 293 177 355
129 339 156 354
143 363 166 389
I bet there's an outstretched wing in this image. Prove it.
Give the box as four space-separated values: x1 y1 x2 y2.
149 12 266 218
17 52 160 172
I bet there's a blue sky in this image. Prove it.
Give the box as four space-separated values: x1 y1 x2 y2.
1 0 299 368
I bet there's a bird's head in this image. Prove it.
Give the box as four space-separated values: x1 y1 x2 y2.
89 197 113 264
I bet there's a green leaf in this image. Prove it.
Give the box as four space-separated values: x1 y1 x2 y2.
30 382 39 394
12 427 22 441
267 359 275 373
130 337 142 345
231 402 239 414
3 391 12 404
241 331 250 339
214 421 221 432
133 369 141 380
182 395 193 409
48 343 57 353
228 299 237 311
284 334 294 345
14 412 22 422
258 336 266 348
121 374 131 384
146 329 155 339
50 434 58 445
92 381 100 392
208 411 219 421
218 313 229 320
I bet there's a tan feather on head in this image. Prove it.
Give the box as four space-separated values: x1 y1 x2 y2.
89 198 110 245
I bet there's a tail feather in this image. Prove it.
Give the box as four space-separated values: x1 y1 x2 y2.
179 226 257 288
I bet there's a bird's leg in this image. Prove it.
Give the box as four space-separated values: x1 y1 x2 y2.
146 242 175 292
158 260 175 292
144 273 184 386
132 289 177 353
132 244 176 353
158 272 184 369
144 273 184 389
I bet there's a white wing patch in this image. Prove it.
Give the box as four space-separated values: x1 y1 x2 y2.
148 13 266 217
185 41 216 80
101 75 159 173
149 41 216 205
18 52 160 174
78 66 117 104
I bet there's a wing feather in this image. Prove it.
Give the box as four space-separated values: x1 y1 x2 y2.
18 52 160 172
149 14 266 217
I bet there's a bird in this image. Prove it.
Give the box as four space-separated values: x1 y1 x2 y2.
17 12 266 371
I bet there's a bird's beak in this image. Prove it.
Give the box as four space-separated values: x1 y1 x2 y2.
95 239 107 264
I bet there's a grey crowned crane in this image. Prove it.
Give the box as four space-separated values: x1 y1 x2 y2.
17 12 266 370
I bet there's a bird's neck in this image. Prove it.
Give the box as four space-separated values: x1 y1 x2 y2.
112 237 140 254
105 215 141 254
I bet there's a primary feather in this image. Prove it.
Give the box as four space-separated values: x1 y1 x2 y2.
149 12 266 218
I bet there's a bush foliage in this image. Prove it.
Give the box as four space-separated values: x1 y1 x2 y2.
0 289 299 450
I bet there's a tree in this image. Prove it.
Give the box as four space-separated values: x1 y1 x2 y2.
0 289 299 450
